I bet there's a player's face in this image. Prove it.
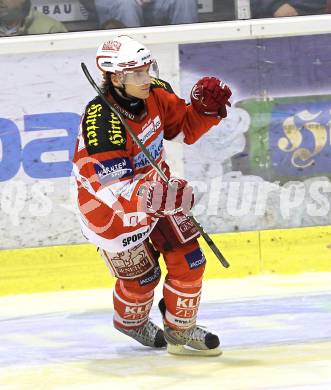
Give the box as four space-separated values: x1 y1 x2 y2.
125 81 151 100
122 64 152 100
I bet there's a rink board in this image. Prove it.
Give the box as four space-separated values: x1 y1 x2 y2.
0 225 330 296
1 28 331 250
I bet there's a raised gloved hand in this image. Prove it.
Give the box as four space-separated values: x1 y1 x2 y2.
190 76 232 118
138 178 194 217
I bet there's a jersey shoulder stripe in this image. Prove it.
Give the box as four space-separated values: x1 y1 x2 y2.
150 78 174 94
82 96 127 155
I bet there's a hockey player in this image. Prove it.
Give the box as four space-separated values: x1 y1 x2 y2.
72 35 231 356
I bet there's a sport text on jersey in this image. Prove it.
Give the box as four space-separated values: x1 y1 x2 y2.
122 228 151 247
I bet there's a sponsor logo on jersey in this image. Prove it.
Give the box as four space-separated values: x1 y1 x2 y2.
94 157 133 185
139 265 161 286
184 248 206 269
108 112 125 146
134 132 163 169
107 243 155 279
124 301 152 316
151 78 167 90
138 115 161 143
176 296 200 309
150 78 174 93
82 99 127 155
113 102 135 120
122 228 151 247
85 103 102 147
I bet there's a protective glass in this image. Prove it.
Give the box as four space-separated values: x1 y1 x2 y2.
119 60 159 86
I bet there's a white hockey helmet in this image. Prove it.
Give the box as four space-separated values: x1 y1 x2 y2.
96 35 159 86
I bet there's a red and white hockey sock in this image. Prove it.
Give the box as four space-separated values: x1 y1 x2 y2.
113 279 154 330
163 278 202 330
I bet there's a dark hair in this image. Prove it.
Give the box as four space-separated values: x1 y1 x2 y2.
101 72 113 96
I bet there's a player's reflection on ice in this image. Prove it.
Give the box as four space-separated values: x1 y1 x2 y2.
0 294 330 367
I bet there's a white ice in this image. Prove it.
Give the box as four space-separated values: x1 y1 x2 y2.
0 273 331 390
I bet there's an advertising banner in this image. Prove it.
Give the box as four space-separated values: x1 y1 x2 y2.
0 48 97 249
180 34 331 232
1 34 331 249
0 43 178 249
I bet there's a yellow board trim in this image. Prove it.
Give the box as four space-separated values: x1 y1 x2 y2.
0 225 330 296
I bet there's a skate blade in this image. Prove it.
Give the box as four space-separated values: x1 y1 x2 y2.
167 343 222 357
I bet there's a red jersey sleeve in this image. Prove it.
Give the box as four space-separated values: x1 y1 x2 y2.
150 78 221 144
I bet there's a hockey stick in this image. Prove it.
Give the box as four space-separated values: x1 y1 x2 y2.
81 62 230 269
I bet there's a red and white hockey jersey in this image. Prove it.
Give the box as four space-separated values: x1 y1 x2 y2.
72 78 220 252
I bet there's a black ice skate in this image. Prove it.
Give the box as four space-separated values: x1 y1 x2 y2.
114 319 167 348
159 298 222 356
